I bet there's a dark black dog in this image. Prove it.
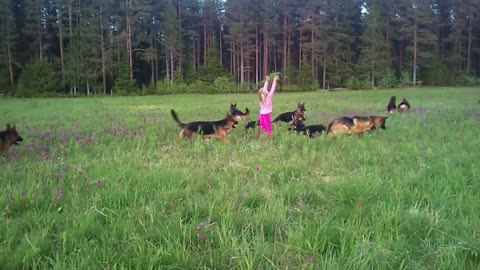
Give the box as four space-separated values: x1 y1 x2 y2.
273 102 306 123
386 96 396 114
398 98 411 112
244 120 259 131
288 110 326 138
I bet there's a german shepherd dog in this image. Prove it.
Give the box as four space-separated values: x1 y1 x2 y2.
398 98 411 112
288 110 326 138
230 103 250 121
273 102 307 124
327 116 375 136
386 96 396 114
170 110 238 143
0 124 23 156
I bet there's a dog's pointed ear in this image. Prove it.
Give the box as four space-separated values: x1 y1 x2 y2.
12 124 16 129
6 124 11 129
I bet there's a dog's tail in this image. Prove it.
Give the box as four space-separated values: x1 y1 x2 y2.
244 108 250 116
170 110 186 128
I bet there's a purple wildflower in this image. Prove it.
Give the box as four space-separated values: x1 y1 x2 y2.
7 196 14 205
416 106 425 114
55 188 64 202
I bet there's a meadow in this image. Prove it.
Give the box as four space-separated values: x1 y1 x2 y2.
1 87 480 269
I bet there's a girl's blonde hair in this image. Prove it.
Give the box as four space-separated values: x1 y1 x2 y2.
258 87 267 105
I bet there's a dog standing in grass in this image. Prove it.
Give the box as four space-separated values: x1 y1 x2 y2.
386 96 396 114
0 124 23 156
170 110 238 143
398 98 411 112
273 102 307 124
288 109 326 138
327 116 375 136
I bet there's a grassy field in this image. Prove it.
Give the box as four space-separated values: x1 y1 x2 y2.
1 87 480 269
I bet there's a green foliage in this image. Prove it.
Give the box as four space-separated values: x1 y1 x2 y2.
213 76 236 93
297 56 317 91
346 76 360 90
199 36 227 83
157 79 189 94
112 64 138 96
15 62 61 97
378 69 399 88
455 73 480 86
400 70 411 87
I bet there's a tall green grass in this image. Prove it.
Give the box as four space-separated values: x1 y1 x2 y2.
1 87 480 269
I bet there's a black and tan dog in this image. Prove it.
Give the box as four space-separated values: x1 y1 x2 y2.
327 116 375 136
0 124 23 156
288 110 326 138
171 110 238 143
229 103 250 121
386 96 396 114
273 102 307 124
398 98 411 112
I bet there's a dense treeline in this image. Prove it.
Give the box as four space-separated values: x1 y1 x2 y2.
0 0 479 96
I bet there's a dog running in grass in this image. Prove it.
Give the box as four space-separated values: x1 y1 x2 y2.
170 110 238 143
352 115 389 131
398 98 411 112
386 96 396 114
273 102 307 124
229 103 250 121
326 116 375 136
0 124 23 156
288 110 326 138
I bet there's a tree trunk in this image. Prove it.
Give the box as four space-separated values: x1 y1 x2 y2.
282 1 288 78
240 43 244 84
100 4 107 95
263 22 268 75
126 0 133 80
165 47 170 81
466 14 472 73
58 8 65 86
68 0 73 37
203 24 207 64
255 26 259 85
298 25 302 69
412 22 418 87
177 0 182 76
170 48 174 81
154 35 159 83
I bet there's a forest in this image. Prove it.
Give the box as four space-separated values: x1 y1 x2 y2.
0 0 479 96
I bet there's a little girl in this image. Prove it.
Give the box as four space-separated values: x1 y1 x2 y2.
258 74 279 137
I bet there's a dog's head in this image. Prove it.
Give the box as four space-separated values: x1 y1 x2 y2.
374 116 388 129
297 102 306 112
230 104 250 121
5 124 23 145
224 113 238 131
